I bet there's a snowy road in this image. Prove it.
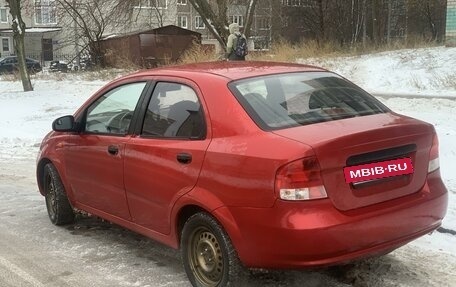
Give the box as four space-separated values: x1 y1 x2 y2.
0 183 189 287
0 161 455 287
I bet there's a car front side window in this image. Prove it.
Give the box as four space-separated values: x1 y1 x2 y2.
85 82 146 135
141 82 205 139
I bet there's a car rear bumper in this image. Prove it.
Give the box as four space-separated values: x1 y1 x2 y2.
216 172 448 269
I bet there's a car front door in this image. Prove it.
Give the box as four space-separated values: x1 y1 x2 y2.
124 80 210 234
64 81 148 220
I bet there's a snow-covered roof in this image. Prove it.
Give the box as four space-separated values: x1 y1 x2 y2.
0 27 62 33
100 25 201 40
101 34 119 40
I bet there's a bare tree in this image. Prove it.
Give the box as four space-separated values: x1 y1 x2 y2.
362 0 368 47
6 0 33 91
279 0 400 46
55 0 148 67
56 0 111 66
244 0 259 38
406 0 447 42
270 0 282 42
55 0 181 66
276 0 445 47
188 0 258 47
279 0 330 44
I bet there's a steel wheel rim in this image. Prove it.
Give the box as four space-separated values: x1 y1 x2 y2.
188 227 224 286
45 174 56 218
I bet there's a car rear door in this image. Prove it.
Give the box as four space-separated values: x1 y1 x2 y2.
124 80 210 234
64 81 148 220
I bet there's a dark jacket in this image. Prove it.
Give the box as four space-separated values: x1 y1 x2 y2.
226 23 246 61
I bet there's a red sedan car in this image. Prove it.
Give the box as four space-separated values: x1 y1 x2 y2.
36 61 447 287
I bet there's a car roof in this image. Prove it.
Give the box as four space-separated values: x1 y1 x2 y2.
131 61 327 81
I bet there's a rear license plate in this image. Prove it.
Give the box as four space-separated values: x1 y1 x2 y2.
344 157 414 184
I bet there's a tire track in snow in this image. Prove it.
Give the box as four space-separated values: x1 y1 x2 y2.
0 256 45 287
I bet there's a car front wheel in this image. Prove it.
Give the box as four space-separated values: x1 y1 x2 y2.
181 212 246 287
43 163 75 225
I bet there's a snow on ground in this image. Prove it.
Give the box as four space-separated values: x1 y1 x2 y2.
306 46 456 235
304 46 456 98
0 46 455 285
0 79 108 187
377 96 456 256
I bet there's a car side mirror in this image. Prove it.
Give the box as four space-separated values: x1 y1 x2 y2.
52 115 77 132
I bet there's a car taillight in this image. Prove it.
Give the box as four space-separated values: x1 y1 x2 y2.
275 157 327 201
428 134 440 173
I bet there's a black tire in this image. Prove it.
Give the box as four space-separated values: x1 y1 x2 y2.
181 212 246 287
43 163 75 225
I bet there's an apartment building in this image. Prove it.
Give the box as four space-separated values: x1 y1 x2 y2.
0 0 274 64
131 0 273 50
0 0 63 60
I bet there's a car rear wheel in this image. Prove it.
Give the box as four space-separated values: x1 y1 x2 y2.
43 163 75 225
181 212 246 287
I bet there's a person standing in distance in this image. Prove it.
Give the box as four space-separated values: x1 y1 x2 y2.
226 23 248 61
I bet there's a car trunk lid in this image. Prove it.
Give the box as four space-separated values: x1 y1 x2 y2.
272 112 434 211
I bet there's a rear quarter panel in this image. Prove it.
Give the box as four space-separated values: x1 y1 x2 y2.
192 76 315 208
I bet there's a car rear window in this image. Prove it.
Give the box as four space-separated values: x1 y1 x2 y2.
229 72 389 130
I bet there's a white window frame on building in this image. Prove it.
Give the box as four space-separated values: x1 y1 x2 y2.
230 15 244 27
134 0 168 9
177 0 187 5
1 37 11 54
282 0 314 7
0 7 8 23
178 15 188 29
195 16 205 29
35 0 57 25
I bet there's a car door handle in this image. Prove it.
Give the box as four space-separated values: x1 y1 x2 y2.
177 153 192 164
107 145 119 155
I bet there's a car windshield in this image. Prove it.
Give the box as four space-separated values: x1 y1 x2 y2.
229 72 389 130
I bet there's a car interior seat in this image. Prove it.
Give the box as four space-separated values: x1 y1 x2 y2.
164 100 202 138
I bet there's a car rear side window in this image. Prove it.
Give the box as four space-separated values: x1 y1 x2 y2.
229 72 389 130
141 82 205 139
